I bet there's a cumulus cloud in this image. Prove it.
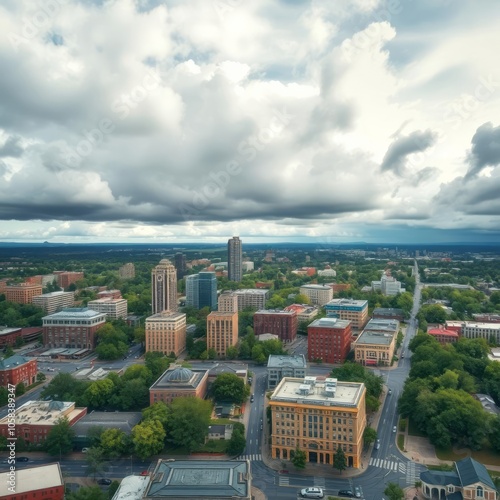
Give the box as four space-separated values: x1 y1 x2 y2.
380 129 437 176
465 122 500 179
0 0 500 242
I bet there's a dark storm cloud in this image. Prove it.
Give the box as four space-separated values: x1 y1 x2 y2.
465 122 500 179
0 135 23 158
380 129 437 176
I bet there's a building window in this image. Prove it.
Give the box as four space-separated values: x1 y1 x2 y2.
476 487 484 498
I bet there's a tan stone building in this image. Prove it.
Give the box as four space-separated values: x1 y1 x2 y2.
269 376 366 468
354 318 399 366
207 311 239 357
145 312 186 357
218 292 239 313
32 291 75 314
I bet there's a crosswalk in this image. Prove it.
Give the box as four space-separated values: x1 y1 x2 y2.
236 453 263 462
369 457 402 471
278 474 289 486
369 458 423 485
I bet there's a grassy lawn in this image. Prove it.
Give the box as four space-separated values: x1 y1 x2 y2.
397 434 405 451
197 440 228 453
210 418 234 425
427 463 454 471
408 418 427 437
435 446 500 466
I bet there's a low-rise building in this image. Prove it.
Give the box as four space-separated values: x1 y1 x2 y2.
420 457 497 500
32 291 75 315
284 304 319 323
354 330 396 366
0 355 37 388
267 354 307 389
269 376 366 468
307 317 352 364
461 322 500 344
234 289 268 310
427 327 459 344
42 308 106 349
0 400 87 445
4 283 43 304
0 463 64 500
142 459 251 499
253 309 298 343
87 297 128 319
149 366 209 405
325 298 368 330
299 285 333 306
0 327 21 347
373 308 405 322
54 271 84 289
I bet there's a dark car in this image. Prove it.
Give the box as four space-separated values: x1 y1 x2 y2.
16 457 29 462
97 478 112 486
338 490 355 497
250 394 255 402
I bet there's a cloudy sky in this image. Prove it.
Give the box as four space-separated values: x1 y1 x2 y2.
1 0 500 244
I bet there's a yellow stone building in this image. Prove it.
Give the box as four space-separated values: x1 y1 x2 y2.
269 376 366 468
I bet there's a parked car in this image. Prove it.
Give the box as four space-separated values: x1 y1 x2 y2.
16 457 29 462
375 439 380 450
354 485 362 498
388 388 392 395
300 487 324 498
97 478 112 486
250 394 254 402
338 490 355 497
393 426 397 433
82 447 89 453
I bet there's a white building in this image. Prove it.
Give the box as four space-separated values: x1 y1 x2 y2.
87 297 128 319
32 291 74 315
299 285 333 306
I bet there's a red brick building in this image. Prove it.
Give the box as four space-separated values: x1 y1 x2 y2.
149 366 209 405
427 327 459 344
54 271 84 289
253 309 298 343
4 283 43 304
0 400 87 445
42 308 106 349
307 317 352 363
0 463 64 500
0 327 21 347
0 355 37 388
329 283 351 295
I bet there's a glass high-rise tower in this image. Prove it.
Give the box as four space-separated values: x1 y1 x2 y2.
227 236 242 282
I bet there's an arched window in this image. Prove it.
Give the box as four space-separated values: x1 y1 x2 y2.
476 486 484 498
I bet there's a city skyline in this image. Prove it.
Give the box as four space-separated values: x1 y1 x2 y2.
1 2 500 245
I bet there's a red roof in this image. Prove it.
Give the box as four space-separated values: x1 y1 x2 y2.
427 328 458 337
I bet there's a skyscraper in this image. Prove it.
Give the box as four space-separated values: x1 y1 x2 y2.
151 259 178 314
227 236 242 282
174 252 187 280
185 272 217 310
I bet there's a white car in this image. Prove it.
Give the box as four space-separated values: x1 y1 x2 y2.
301 487 324 498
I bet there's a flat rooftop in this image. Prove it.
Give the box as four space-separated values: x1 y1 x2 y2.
356 330 395 346
325 298 368 307
463 322 500 330
267 354 307 369
308 317 351 329
0 400 82 426
255 309 295 315
42 307 106 320
112 475 150 500
0 463 63 496
146 311 186 321
364 318 400 332
73 411 141 435
234 289 268 295
271 377 364 408
145 459 250 498
300 284 332 290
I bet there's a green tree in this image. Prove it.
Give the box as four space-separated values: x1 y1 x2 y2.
226 424 246 456
333 446 347 474
36 372 46 382
45 417 75 456
100 428 130 458
85 446 108 480
167 397 212 452
225 345 239 359
132 420 166 460
41 372 89 404
66 485 107 500
384 482 405 500
144 352 171 380
363 427 377 446
117 378 149 410
108 481 120 499
82 378 115 409
142 402 169 428
291 446 307 469
15 382 26 396
211 373 250 404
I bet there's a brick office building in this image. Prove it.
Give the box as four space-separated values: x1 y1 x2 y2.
0 355 37 388
42 308 106 349
54 271 84 289
0 463 64 500
4 283 43 304
253 309 298 343
307 317 352 363
0 401 87 445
